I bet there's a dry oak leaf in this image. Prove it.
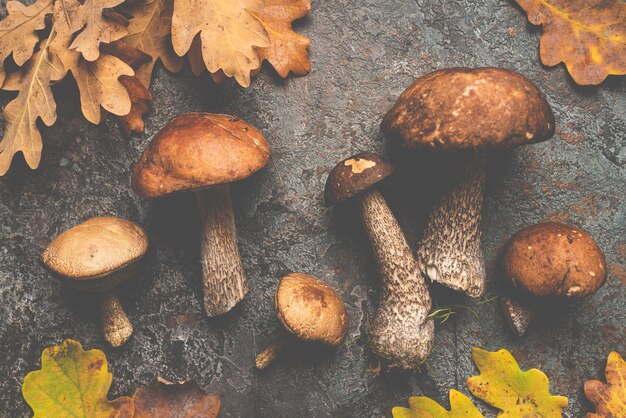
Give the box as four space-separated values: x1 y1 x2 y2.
52 0 134 125
117 75 153 136
467 348 568 417
393 389 483 418
171 0 270 87
22 339 133 418
0 36 64 175
515 0 626 85
584 352 626 418
251 0 311 78
69 0 129 62
132 377 220 418
120 0 182 87
0 0 52 85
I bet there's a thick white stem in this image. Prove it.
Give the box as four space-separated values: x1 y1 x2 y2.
255 336 289 370
196 185 248 317
500 296 539 337
359 188 434 369
417 154 486 297
101 291 133 347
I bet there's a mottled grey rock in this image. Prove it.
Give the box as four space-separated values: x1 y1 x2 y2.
0 0 624 416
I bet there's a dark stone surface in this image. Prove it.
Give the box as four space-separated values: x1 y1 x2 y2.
0 0 624 416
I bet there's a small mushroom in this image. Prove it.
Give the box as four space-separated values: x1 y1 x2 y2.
500 222 607 336
41 216 148 347
324 153 434 369
132 113 270 317
255 273 348 369
381 67 555 298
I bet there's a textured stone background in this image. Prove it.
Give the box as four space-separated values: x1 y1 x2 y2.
0 0 625 416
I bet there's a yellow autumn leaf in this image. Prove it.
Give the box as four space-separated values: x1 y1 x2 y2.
22 339 134 418
584 352 626 418
467 348 568 417
69 0 129 61
514 0 626 85
393 390 483 418
171 0 270 87
0 35 64 175
0 0 53 85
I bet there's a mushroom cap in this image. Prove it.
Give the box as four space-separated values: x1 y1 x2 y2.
324 153 394 206
275 273 348 347
503 222 606 298
131 113 270 198
380 67 555 152
41 217 148 292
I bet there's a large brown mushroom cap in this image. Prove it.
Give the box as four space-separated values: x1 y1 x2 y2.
381 67 555 151
41 217 148 291
324 153 394 206
275 273 348 347
503 222 606 298
132 113 270 198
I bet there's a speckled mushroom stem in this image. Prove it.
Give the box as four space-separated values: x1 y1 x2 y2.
255 336 289 370
196 184 249 317
416 154 486 298
101 291 133 347
499 296 538 337
359 188 435 369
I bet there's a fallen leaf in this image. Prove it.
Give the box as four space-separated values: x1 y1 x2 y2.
467 348 568 417
117 75 153 136
69 0 129 61
22 339 134 418
514 0 626 85
252 0 312 77
121 0 182 87
133 377 220 418
393 390 483 418
171 0 269 87
584 352 626 418
0 0 52 85
0 36 64 174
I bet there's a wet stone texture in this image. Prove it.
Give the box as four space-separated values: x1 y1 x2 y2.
0 0 625 417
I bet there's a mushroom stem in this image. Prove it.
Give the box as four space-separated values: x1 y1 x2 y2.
359 188 434 369
196 184 248 317
499 296 539 337
101 291 133 347
255 336 289 370
416 154 486 297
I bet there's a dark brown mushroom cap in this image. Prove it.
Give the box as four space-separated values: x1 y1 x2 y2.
41 217 148 292
503 222 606 298
132 113 270 198
275 273 348 347
324 153 394 206
381 67 555 151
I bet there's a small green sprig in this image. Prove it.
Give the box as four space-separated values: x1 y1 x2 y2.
427 293 500 323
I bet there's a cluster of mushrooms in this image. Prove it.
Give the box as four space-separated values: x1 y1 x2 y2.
40 67 607 370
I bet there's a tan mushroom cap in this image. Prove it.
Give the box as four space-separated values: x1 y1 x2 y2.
275 273 348 347
381 67 555 151
132 113 270 198
41 217 148 291
503 222 606 298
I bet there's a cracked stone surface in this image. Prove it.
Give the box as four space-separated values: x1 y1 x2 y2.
0 0 625 416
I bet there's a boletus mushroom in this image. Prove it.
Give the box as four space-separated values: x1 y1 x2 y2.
381 67 555 298
500 222 607 336
324 153 434 369
41 216 148 347
255 272 348 369
132 113 270 317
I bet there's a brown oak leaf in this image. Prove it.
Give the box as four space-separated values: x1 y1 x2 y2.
69 0 129 62
0 0 52 85
133 377 220 418
120 0 182 87
585 352 626 418
252 0 312 77
0 37 64 174
515 0 626 85
117 75 152 136
171 0 269 87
